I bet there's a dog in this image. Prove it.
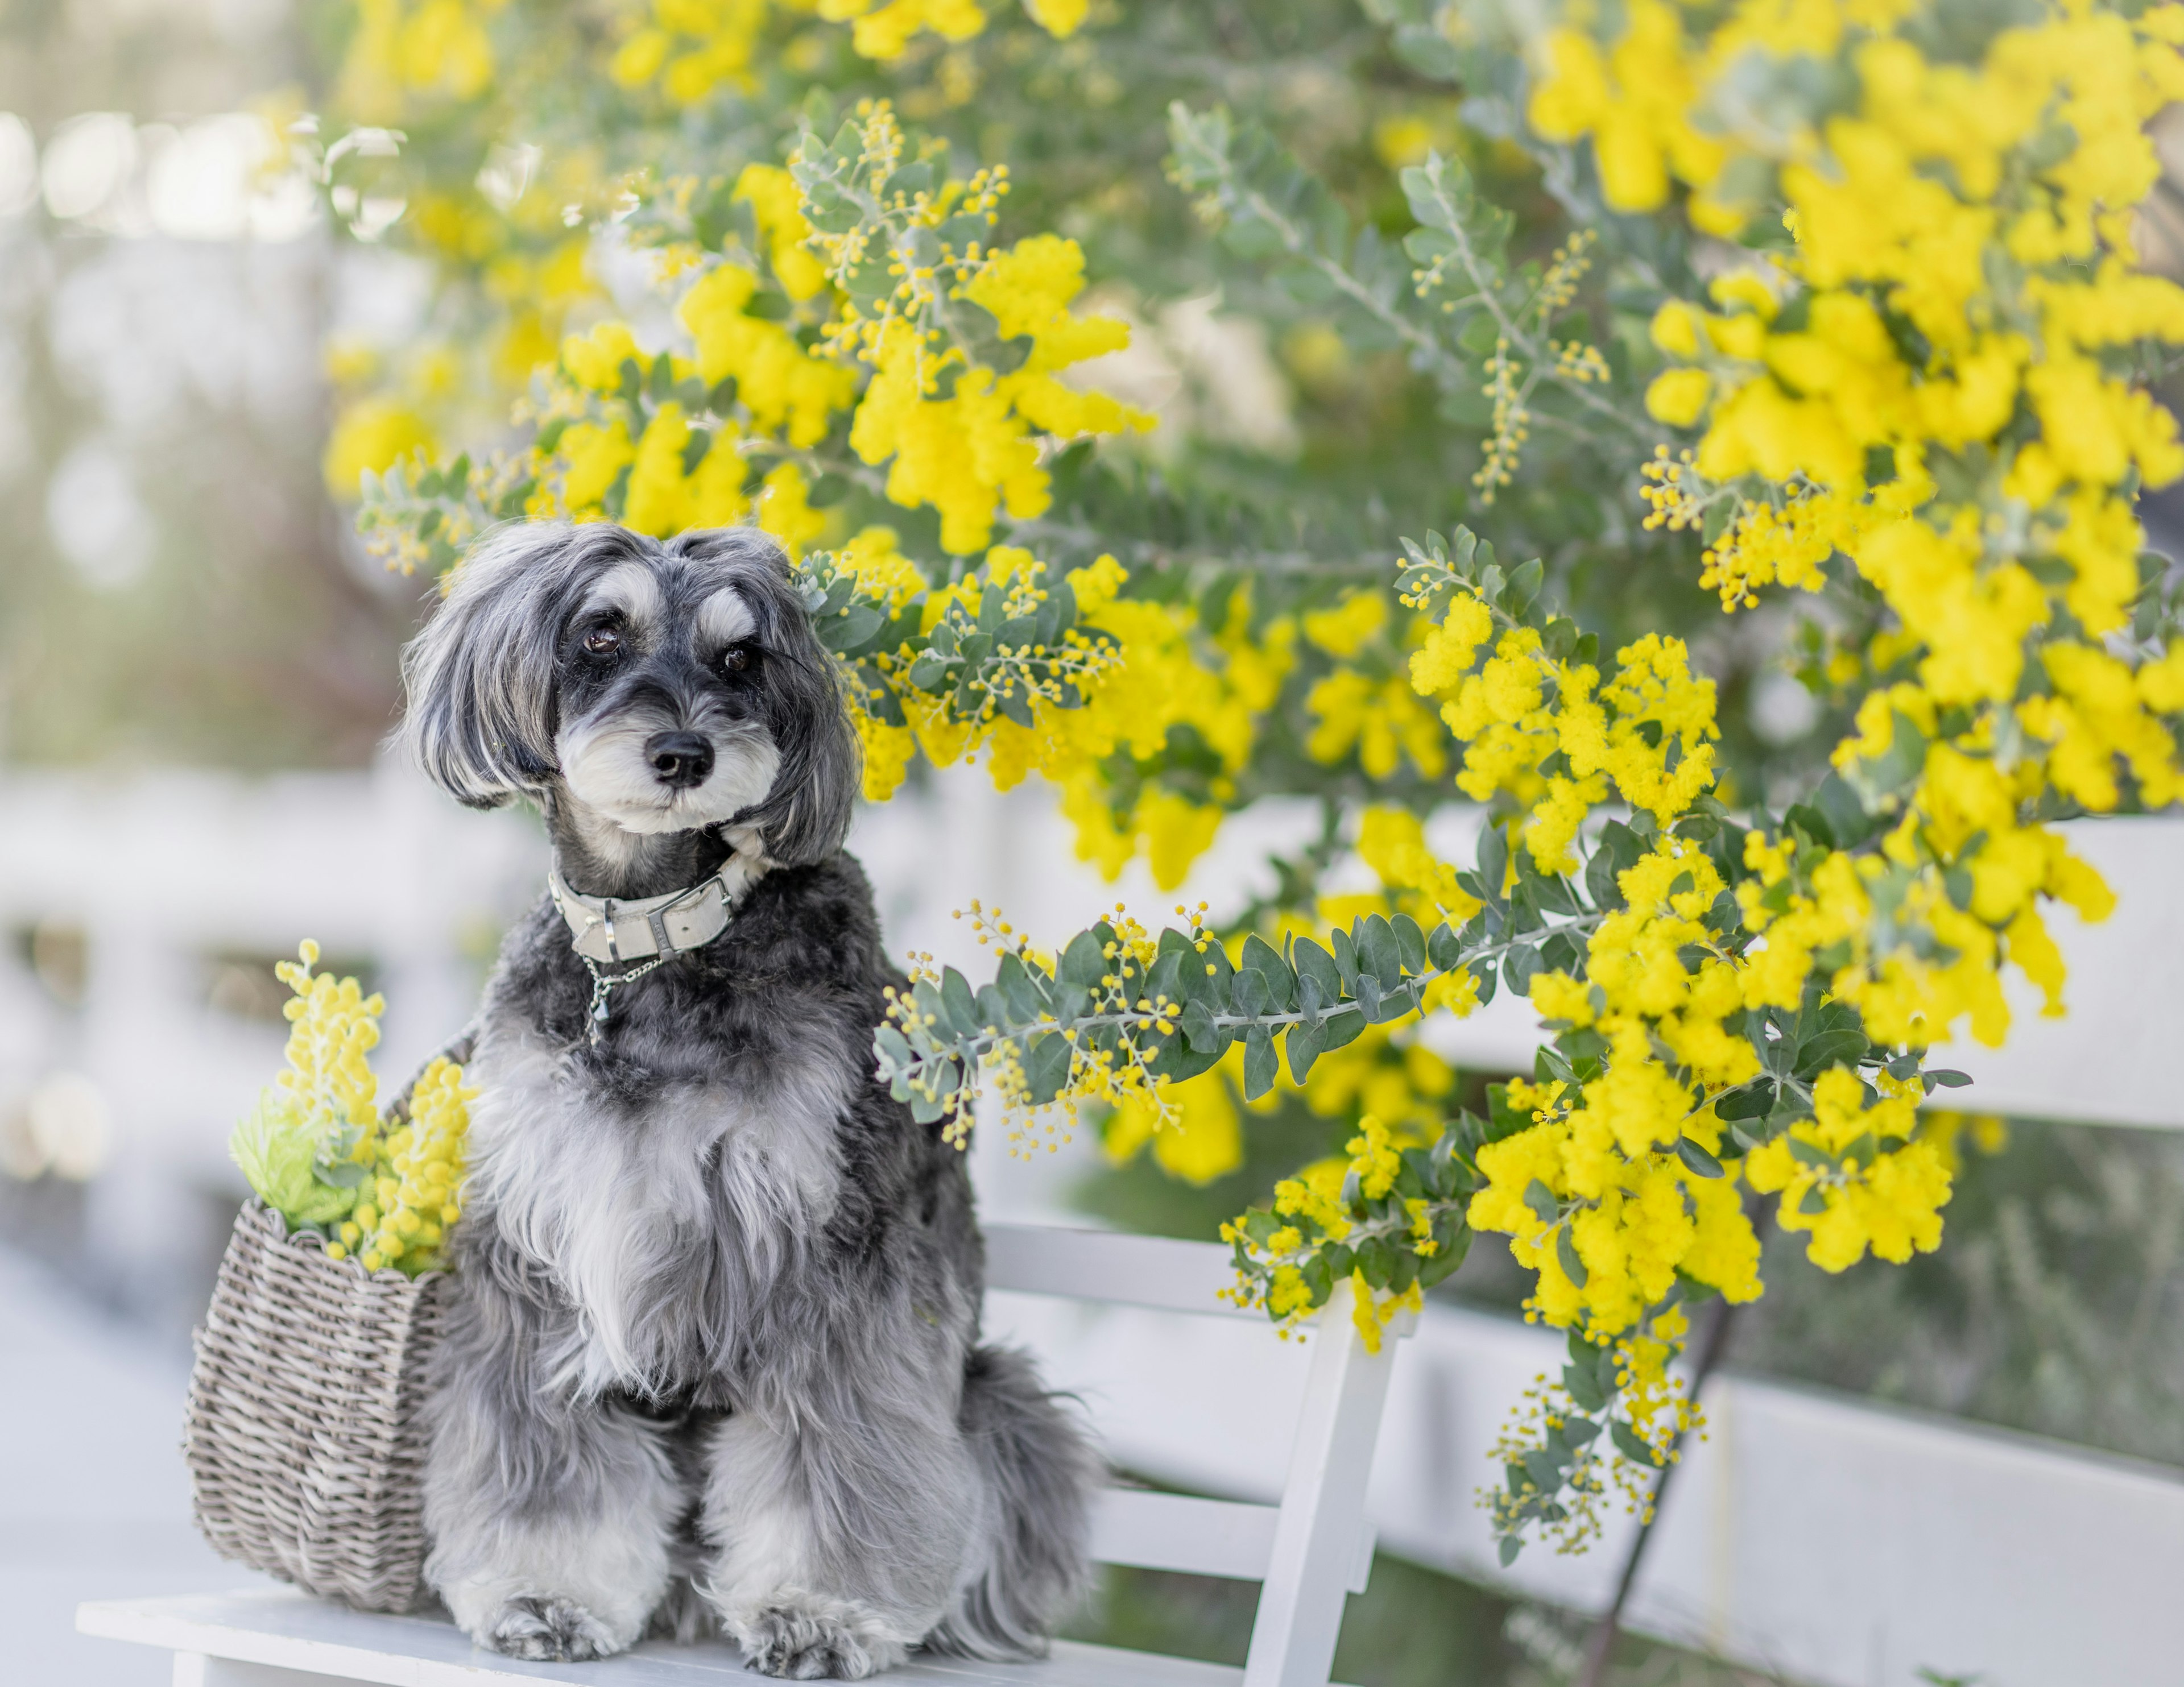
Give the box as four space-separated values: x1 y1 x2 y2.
396 520 1095 1675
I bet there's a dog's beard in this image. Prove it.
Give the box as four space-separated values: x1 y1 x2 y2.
557 715 781 835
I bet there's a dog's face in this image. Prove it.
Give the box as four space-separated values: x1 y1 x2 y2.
555 557 785 836
399 524 858 867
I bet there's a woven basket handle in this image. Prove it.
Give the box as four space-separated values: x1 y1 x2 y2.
384 1027 479 1127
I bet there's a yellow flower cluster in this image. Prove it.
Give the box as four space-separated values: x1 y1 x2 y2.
543 287 853 550
1391 559 1975 1477
229 943 474 1280
1406 583 1720 875
792 102 1152 553
1352 806 1478 931
1302 592 1450 784
331 1057 476 1274
1587 9 2183 881
842 552 1290 886
603 0 1087 103
610 0 772 103
340 0 502 113
524 104 1149 594
1528 0 2178 1067
1743 1068 1950 1272
1306 672 1448 782
848 234 1149 554
272 940 385 1137
1231 1113 1436 1353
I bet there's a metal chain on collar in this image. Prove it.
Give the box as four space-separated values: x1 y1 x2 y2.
580 951 672 1048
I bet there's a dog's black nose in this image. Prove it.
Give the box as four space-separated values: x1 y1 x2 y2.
645 731 715 788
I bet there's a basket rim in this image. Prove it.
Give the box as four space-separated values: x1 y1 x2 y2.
240 1196 451 1289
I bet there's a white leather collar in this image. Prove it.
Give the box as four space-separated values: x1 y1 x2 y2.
548 838 767 965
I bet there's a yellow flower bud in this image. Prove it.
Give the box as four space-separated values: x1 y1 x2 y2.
1645 368 1712 428
1649 301 1704 359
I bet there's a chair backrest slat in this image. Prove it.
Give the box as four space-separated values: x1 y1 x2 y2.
984 1222 1408 1687
1089 1489 1280 1581
983 1222 1258 1320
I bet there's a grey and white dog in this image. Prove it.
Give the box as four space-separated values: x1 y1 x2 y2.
396 520 1095 1675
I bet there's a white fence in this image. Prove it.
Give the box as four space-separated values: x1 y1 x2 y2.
1 763 2179 1685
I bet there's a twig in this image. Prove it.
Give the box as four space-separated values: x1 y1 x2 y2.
1574 1206 1764 1687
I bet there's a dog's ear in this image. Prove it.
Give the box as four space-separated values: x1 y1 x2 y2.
670 527 861 865
398 522 602 809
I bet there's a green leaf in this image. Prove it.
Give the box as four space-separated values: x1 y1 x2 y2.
1293 937 1342 1003
995 951 1051 1023
818 604 887 653
940 967 982 1038
1555 1226 1588 1288
1321 1008 1367 1053
1814 770 1877 846
1676 1137 1726 1178
1391 913 1428 976
1784 801 1835 849
1299 1247 1334 1305
1357 915 1404 986
1240 933 1297 1012
1793 1028 1868 1079
1287 1015 1327 1083
1506 556 1544 615
1716 1082 1774 1121
1476 825 1509 902
1059 929 1107 990
1243 1025 1278 1101
1391 23 1462 79
1563 1362 1607 1413
1330 926 1360 992
231 1091 362 1229
1523 1179 1559 1224
1022 1031 1072 1105
1610 1420 1661 1468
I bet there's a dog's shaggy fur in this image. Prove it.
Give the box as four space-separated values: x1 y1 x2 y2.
396 522 1096 1674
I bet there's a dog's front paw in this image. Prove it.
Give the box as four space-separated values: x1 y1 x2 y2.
730 1595 909 1680
481 1594 627 1661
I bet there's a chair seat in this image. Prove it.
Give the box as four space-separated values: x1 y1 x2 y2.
78 1590 1315 1687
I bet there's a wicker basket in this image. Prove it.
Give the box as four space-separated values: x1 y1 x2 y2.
183 1196 449 1611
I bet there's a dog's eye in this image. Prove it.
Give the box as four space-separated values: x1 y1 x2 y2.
583 627 622 657
719 644 753 677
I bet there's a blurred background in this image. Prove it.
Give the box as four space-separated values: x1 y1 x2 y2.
3 3 2183 1686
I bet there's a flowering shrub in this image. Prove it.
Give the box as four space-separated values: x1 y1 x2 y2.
300 0 2184 1557
229 942 474 1277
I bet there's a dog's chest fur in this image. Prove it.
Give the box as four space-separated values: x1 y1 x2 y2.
465 1026 848 1399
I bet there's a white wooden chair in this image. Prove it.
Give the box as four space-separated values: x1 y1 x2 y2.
78 1222 1414 1687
